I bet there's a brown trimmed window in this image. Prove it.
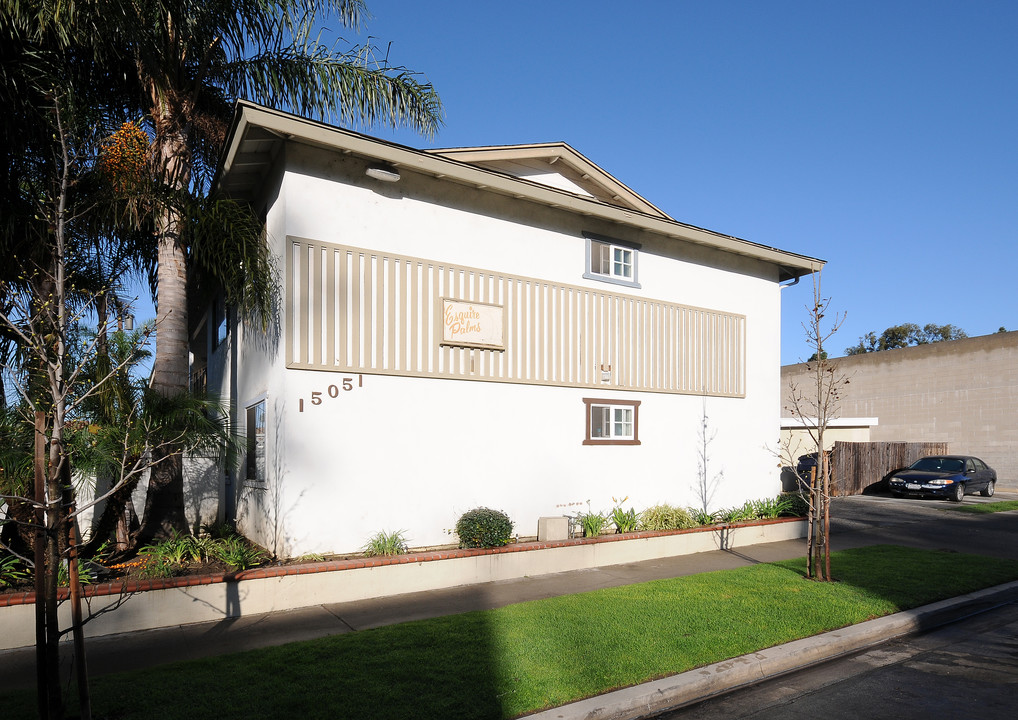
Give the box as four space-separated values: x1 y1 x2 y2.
583 398 641 445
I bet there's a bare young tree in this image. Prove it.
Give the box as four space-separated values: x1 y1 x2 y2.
692 391 723 523
784 271 849 581
0 95 232 720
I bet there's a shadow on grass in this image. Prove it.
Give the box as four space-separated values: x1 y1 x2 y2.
772 544 1018 632
0 584 509 720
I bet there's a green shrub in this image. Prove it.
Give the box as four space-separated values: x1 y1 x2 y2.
56 559 100 587
578 511 608 538
779 491 810 517
717 502 759 523
140 533 191 566
184 535 220 563
136 554 179 579
638 504 697 531
455 507 514 548
0 553 30 589
363 529 409 557
136 530 267 574
746 496 788 519
201 521 237 540
609 506 639 534
688 508 717 526
213 536 268 570
295 553 327 563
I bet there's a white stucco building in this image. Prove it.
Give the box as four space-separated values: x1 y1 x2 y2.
192 101 822 557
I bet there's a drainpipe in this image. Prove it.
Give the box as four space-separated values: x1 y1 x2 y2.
226 304 239 525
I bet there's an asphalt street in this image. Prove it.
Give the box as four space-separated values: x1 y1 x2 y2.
655 585 1018 720
648 492 1018 720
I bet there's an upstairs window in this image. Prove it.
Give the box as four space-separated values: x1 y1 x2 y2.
583 398 641 445
583 232 640 288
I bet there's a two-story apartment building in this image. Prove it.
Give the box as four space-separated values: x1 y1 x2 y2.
194 101 822 557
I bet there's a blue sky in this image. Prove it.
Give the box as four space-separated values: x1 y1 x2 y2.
326 0 1017 364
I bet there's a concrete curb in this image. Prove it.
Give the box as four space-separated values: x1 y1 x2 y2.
525 579 1018 720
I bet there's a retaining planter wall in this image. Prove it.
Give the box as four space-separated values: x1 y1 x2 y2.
0 518 806 651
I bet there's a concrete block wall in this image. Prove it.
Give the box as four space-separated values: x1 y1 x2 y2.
782 331 1018 484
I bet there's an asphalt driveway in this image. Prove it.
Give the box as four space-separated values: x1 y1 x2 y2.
828 490 1018 561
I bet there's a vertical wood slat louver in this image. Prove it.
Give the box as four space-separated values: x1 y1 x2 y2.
286 238 746 397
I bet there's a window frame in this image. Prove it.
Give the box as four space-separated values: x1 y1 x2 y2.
582 397 641 445
582 232 641 289
209 293 229 353
245 399 267 486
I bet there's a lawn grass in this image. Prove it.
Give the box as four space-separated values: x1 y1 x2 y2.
4 545 1017 720
946 499 1018 514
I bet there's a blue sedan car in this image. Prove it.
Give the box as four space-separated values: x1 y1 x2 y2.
888 455 997 502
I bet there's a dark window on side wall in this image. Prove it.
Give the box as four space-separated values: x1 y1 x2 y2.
246 400 266 484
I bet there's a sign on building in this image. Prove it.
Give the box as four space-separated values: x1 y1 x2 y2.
441 298 505 350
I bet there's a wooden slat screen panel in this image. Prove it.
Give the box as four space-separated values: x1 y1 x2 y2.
286 238 746 397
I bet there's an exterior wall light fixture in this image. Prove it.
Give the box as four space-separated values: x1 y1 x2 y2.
365 164 401 182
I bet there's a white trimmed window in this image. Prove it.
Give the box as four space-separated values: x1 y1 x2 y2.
583 233 640 288
583 398 641 445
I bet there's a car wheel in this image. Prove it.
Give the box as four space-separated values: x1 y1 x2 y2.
950 482 965 502
981 480 995 497
891 491 903 498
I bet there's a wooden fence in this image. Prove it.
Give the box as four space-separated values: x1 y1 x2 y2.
831 441 950 496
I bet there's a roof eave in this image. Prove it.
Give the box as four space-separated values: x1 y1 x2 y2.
217 101 824 280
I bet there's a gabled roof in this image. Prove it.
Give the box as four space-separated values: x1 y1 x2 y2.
215 101 824 281
428 143 671 219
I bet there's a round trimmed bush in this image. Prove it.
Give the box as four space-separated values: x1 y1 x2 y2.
455 507 514 548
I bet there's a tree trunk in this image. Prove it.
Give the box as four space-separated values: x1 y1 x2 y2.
68 517 91 720
80 474 140 556
806 465 816 578
823 451 832 579
138 125 191 544
33 411 51 717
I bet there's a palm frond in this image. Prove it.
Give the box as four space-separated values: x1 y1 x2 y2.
186 196 278 326
225 44 443 137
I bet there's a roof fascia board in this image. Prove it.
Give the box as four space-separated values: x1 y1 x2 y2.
221 102 824 278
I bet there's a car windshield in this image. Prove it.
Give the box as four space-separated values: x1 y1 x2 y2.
909 457 965 473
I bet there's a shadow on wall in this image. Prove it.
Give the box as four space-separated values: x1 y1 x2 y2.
236 398 305 558
184 454 225 534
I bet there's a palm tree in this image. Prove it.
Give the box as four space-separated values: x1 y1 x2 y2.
4 0 441 541
96 0 443 540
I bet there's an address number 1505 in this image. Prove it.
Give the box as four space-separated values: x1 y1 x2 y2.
298 375 363 412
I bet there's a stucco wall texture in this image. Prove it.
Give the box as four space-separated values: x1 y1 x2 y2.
782 331 1018 484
